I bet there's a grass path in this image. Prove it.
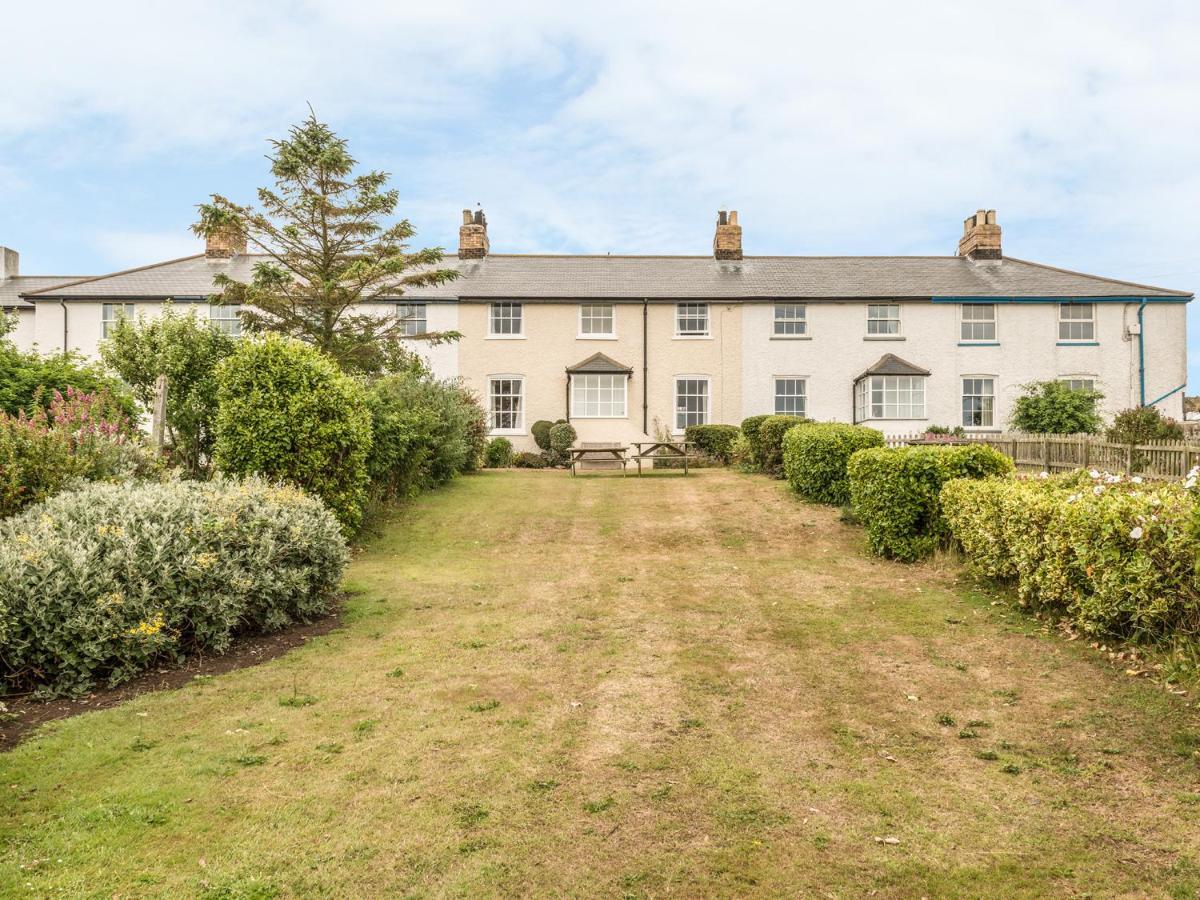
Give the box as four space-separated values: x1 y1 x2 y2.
4 470 1200 897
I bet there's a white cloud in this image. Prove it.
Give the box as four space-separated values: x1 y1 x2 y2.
92 231 203 269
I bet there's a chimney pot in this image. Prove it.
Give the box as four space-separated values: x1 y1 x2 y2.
205 226 246 259
956 208 1002 260
459 207 489 259
713 209 743 260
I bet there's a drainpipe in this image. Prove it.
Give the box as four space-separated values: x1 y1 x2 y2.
642 298 649 435
60 299 68 352
1137 299 1147 407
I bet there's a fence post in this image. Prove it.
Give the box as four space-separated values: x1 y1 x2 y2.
1081 437 1090 470
1125 444 1134 474
150 374 168 449
1042 436 1050 471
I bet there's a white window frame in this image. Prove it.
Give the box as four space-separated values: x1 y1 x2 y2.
571 373 628 418
673 375 711 433
395 302 427 337
488 302 524 338
854 375 926 421
101 303 135 339
961 376 996 429
209 303 242 337
959 303 996 343
773 377 807 416
1058 303 1095 342
866 303 901 337
773 304 808 338
487 375 525 435
578 303 616 339
1058 375 1098 393
675 303 710 338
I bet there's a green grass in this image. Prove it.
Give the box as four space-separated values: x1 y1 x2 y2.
3 469 1200 896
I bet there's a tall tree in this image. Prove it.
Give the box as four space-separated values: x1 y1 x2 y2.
192 112 459 374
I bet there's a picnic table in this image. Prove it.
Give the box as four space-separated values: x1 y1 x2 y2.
568 445 628 476
629 441 697 475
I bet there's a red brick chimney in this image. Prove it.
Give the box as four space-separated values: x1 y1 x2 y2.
458 209 489 259
714 210 742 260
957 209 1001 260
205 226 246 259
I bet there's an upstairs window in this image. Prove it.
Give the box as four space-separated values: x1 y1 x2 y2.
774 378 807 416
395 302 427 337
675 303 709 337
855 375 925 420
866 303 900 336
773 304 807 336
489 302 523 336
579 303 615 337
1058 303 1094 342
961 377 995 428
960 304 996 342
209 303 242 337
101 303 135 338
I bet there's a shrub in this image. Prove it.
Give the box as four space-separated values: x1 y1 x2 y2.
548 422 577 453
758 415 808 477
729 432 754 471
1106 406 1185 444
512 451 547 469
685 424 740 464
783 423 885 505
942 472 1200 641
484 437 514 468
213 335 373 532
1010 380 1103 434
456 384 489 474
848 444 1013 561
531 420 556 451
0 477 347 696
0 335 136 420
739 415 771 470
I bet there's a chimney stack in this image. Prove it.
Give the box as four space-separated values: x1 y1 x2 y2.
714 210 742 260
0 246 17 281
459 209 489 259
205 226 246 259
957 209 1001 260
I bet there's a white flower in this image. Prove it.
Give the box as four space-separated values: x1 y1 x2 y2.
1088 469 1101 479
1131 476 1143 484
1129 526 1144 540
1039 471 1050 479
1186 477 1198 490
1149 496 1162 506
1066 493 1080 503
1093 485 1104 495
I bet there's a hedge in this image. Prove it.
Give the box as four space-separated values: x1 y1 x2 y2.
848 444 1013 561
942 472 1200 641
783 423 884 505
484 437 514 468
758 415 808 476
740 415 771 470
0 477 347 697
685 424 740 464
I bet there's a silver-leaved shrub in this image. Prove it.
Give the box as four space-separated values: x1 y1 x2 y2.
0 476 347 697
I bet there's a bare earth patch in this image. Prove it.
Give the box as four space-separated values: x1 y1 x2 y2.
3 469 1200 897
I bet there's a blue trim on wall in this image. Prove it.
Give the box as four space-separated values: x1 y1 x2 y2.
934 296 1190 304
957 341 1000 347
1056 341 1100 347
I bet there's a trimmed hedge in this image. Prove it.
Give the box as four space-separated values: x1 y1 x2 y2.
0 477 347 697
783 423 885 505
685 424 740 464
942 472 1199 641
740 415 771 470
758 415 808 477
548 421 577 452
848 444 1013 561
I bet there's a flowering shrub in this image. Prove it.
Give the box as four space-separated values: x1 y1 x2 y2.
942 469 1200 641
848 444 1013 561
0 477 347 697
783 422 884 505
757 415 808 477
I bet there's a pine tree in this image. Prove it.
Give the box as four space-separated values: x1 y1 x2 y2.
192 112 459 374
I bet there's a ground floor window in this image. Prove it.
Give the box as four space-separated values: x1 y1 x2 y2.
675 377 709 430
774 378 807 416
571 373 627 418
488 377 524 432
855 375 925 420
961 377 995 428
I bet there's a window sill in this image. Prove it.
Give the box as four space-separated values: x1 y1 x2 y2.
673 334 712 340
576 334 618 341
571 415 629 420
863 335 905 341
857 417 929 422
1056 341 1099 346
958 341 1000 347
486 334 526 340
770 335 812 341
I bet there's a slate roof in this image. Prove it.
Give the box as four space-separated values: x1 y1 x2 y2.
2 275 90 308
566 352 634 374
856 353 932 381
20 252 1192 302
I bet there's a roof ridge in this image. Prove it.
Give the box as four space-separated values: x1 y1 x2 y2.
20 253 208 297
1004 256 1192 297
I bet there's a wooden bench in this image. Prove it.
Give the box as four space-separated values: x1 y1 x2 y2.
629 441 697 475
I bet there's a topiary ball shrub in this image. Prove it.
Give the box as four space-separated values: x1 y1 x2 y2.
484 437 514 468
739 415 771 470
548 422 577 453
213 335 373 533
848 444 1013 561
685 424 740 464
512 451 547 469
0 477 347 697
531 420 556 451
757 415 808 477
783 423 884 505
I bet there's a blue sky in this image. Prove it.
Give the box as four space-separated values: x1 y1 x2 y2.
3 2 1198 381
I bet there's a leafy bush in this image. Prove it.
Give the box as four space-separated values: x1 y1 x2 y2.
758 415 808 477
685 424 740 464
729 432 754 471
512 451 547 469
100 304 236 476
531 420 556 451
1010 381 1103 434
925 425 966 437
0 334 136 420
484 437 514 468
1106 406 1185 444
739 415 771 470
783 423 884 505
213 335 373 532
456 384 489 474
0 477 347 696
848 444 1013 561
942 472 1199 641
548 422 577 453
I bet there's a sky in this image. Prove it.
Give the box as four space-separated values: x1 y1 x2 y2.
2 1 1198 381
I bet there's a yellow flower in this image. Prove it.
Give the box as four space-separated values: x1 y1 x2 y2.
127 614 165 637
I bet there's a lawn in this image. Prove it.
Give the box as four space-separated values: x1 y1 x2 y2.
4 469 1200 897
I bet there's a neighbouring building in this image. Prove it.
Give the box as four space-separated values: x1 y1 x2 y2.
5 208 1192 445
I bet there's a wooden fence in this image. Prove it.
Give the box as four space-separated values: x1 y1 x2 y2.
884 432 1200 481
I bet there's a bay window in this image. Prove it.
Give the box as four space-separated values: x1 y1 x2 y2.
855 375 925 420
571 373 627 418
